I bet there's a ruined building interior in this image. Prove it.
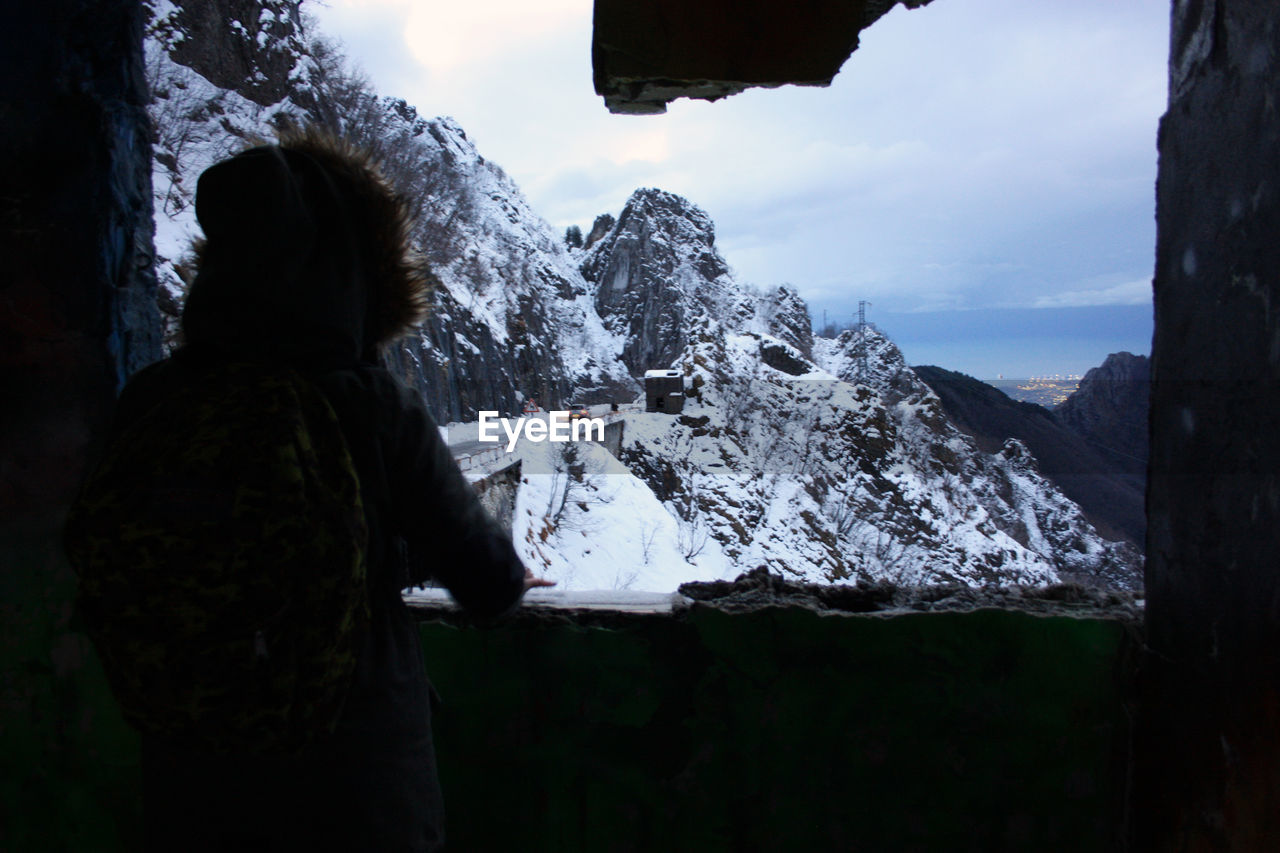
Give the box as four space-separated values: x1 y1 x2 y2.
3 0 1278 849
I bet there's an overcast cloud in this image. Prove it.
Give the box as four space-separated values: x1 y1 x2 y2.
310 0 1168 376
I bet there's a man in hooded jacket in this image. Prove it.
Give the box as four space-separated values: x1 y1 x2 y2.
117 128 549 852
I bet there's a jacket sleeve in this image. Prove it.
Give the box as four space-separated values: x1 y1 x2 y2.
379 373 527 619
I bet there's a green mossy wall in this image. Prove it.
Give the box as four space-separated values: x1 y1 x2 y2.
1 536 143 853
1 600 1135 851
424 606 1137 852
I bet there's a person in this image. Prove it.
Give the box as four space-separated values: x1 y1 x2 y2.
124 127 553 852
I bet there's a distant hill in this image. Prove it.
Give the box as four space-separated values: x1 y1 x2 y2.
1055 353 1150 480
914 364 1146 547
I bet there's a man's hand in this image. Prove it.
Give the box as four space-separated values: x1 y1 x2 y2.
524 567 556 592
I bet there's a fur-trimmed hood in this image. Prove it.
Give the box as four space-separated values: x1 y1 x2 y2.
181 126 431 365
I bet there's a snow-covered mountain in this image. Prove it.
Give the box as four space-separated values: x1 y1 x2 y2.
143 0 1141 591
574 191 1139 588
145 0 635 421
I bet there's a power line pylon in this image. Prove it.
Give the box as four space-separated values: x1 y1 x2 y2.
857 300 871 383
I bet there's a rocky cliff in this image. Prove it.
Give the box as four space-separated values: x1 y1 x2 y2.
606 320 1140 589
1055 352 1150 478
376 117 636 419
582 188 757 374
915 365 1146 546
148 0 306 107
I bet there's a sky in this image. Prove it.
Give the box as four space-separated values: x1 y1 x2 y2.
308 0 1169 378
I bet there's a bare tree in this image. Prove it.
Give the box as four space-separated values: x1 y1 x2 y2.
790 396 827 479
145 40 253 218
299 29 474 267
542 441 613 533
612 567 640 591
825 486 861 539
670 478 710 561
639 521 658 566
676 512 709 561
843 518 915 585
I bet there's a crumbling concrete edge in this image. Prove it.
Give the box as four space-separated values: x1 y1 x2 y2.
407 566 1144 629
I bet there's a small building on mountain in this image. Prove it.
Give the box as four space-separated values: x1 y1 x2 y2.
644 369 685 414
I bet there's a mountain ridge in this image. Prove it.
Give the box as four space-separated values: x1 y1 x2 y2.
142 0 1142 591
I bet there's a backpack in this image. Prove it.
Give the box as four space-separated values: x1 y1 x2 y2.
64 359 369 753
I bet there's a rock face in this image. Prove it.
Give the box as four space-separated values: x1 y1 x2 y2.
582 213 615 251
612 315 1141 590
815 333 1142 588
1054 352 1150 475
915 364 1146 547
383 118 637 419
582 188 752 375
760 284 814 359
574 183 1140 589
1138 1 1280 847
149 0 306 107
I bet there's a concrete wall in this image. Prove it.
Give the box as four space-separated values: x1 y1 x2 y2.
0 1 158 849
600 418 625 457
420 605 1137 851
9 0 1280 849
1139 1 1280 847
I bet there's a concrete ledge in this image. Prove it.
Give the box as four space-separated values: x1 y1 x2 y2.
407 566 1144 625
405 586 689 615
592 0 934 113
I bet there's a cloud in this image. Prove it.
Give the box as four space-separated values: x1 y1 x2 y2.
402 0 588 73
319 0 590 75
311 0 1168 337
1032 278 1153 309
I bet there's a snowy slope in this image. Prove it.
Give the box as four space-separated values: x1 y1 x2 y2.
508 436 736 592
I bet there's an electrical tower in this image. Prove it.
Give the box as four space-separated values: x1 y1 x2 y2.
857 300 871 383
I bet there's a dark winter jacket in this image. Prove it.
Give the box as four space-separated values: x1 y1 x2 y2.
134 129 525 852
172 126 528 703
115 347 527 729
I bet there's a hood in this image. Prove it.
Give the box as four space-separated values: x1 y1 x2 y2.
181 127 430 365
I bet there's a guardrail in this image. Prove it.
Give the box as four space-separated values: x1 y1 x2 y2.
454 445 509 473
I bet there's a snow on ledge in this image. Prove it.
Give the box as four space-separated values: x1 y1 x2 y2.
404 586 690 614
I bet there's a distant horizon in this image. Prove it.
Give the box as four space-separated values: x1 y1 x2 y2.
813 304 1152 379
